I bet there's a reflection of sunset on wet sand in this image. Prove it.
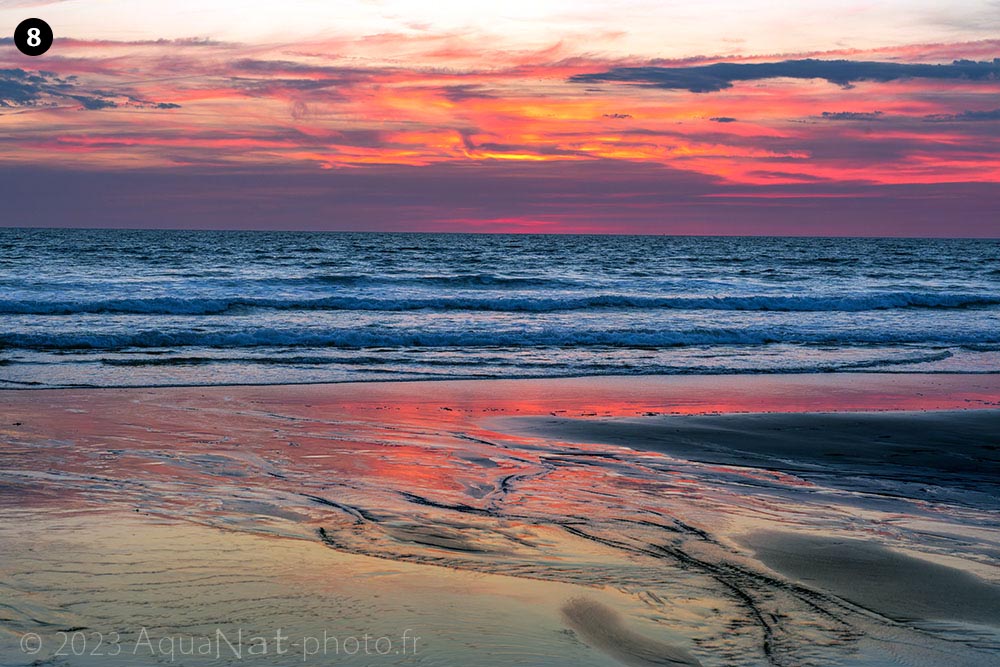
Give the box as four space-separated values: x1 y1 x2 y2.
2 374 999 665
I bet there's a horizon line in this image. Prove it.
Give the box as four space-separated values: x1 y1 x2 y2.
2 225 999 241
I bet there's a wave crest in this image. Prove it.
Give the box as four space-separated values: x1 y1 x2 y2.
1 327 995 351
2 292 998 316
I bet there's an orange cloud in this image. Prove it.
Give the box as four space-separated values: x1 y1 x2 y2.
1 33 999 191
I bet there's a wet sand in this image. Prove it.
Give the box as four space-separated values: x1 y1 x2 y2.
739 531 1000 626
1 374 999 666
0 510 668 667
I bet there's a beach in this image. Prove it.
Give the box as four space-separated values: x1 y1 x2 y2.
2 373 999 666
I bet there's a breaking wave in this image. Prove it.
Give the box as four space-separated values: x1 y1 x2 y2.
2 292 998 316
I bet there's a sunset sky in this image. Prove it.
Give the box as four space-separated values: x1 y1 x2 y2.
2 0 999 235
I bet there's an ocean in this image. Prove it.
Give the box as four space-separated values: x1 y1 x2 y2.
1 228 999 388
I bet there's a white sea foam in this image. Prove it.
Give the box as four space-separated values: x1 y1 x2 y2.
1 291 998 315
0 229 997 386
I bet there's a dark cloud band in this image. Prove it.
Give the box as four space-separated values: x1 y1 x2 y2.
0 68 178 110
571 58 1000 92
924 108 1000 122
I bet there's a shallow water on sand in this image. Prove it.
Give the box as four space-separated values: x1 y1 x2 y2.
1 375 998 666
1 512 670 667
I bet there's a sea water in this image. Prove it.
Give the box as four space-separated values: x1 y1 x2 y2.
1 229 998 387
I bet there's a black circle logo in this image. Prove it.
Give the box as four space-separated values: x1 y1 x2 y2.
14 18 53 56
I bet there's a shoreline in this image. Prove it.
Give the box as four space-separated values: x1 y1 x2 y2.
3 374 999 422
4 367 1000 393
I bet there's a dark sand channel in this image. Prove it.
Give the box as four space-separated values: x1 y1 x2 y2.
492 410 1000 490
740 531 1000 626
